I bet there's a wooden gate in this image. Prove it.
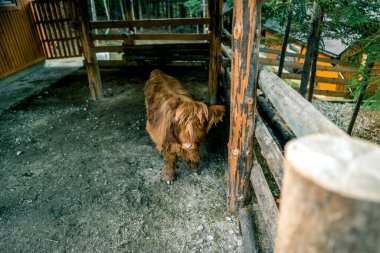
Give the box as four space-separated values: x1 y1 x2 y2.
30 0 82 59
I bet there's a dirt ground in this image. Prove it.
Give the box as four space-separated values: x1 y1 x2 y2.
0 67 248 253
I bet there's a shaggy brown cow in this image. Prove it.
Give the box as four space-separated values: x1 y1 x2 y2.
144 69 225 184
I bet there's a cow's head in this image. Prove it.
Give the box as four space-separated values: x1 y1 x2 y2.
172 100 225 151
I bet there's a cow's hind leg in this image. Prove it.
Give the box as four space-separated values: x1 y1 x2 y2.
163 153 176 184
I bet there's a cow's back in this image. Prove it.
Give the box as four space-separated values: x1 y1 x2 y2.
144 69 190 151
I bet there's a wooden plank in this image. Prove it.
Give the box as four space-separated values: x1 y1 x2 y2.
259 48 350 66
9 11 28 66
258 67 347 137
90 18 210 29
2 13 22 68
36 1 55 58
251 161 279 245
47 1 64 57
292 87 351 98
255 116 285 188
0 57 45 79
208 0 223 104
281 73 350 85
259 57 356 73
52 1 70 57
227 0 261 212
239 208 260 253
97 60 206 67
63 0 80 55
92 33 210 41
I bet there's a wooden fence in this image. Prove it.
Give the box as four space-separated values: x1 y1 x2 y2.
30 0 82 59
221 38 380 251
0 0 45 79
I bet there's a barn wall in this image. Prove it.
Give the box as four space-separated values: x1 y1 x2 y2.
0 0 45 79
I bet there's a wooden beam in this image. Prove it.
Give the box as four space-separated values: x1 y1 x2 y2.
259 57 357 73
258 67 347 137
208 0 223 104
98 60 206 67
276 134 380 253
77 0 103 100
259 48 350 66
281 73 350 85
251 161 278 245
90 18 210 29
255 116 285 188
93 33 210 41
227 0 262 212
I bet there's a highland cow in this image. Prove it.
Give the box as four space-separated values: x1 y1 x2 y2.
144 69 225 184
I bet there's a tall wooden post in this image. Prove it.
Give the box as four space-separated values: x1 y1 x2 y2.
227 0 262 212
77 0 103 100
276 134 380 253
207 0 222 105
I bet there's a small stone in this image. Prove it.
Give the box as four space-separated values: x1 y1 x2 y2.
206 235 214 241
228 230 234 235
16 151 22 156
237 239 243 246
225 216 232 221
197 225 204 231
196 239 203 244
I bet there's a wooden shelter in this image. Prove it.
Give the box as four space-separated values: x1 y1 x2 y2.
1 1 380 252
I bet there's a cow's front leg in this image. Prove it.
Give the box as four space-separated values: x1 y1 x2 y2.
185 149 200 175
163 153 176 184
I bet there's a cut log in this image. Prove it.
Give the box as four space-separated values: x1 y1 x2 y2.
258 67 347 137
276 134 380 253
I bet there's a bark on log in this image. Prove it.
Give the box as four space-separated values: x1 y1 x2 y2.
208 0 223 104
276 134 380 253
227 0 262 212
77 0 103 100
239 208 260 253
258 68 346 137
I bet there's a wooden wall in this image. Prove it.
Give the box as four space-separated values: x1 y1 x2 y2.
0 0 45 79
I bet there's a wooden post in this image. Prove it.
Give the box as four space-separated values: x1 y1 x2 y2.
227 0 262 212
276 134 380 253
207 0 222 105
77 0 103 100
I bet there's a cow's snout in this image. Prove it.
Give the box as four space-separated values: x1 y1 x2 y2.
182 143 193 150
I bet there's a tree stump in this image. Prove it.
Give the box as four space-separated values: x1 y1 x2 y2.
276 134 380 253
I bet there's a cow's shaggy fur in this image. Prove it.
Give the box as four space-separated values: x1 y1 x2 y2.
144 69 225 184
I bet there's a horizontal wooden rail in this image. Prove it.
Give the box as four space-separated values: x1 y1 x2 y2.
95 46 123 52
258 67 348 137
259 48 350 66
259 57 356 73
91 18 210 29
98 60 206 67
255 116 285 188
93 33 210 41
281 73 350 85
251 161 279 246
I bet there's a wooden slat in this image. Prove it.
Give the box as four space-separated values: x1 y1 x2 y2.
90 18 210 29
258 67 347 137
255 116 285 188
52 1 69 56
92 33 210 41
260 48 350 66
251 161 279 244
0 57 45 79
3 13 22 68
31 1 51 58
259 57 356 73
281 73 350 85
37 1 55 57
10 11 28 66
